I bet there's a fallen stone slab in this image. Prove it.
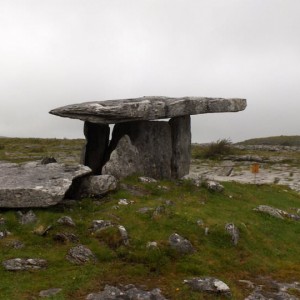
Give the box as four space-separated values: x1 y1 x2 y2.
3 258 47 271
50 96 246 124
183 277 231 297
86 284 167 300
0 161 91 208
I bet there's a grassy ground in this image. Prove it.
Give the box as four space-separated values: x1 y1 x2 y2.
1 138 300 299
237 135 300 147
0 137 85 164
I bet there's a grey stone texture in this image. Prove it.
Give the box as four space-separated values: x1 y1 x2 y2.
86 284 167 300
50 96 247 180
169 233 196 254
183 277 231 297
3 258 47 271
107 121 173 179
72 175 118 199
169 115 191 178
0 161 91 208
50 96 247 124
102 135 143 179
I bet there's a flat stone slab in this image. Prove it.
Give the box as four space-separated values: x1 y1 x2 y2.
0 162 91 208
49 96 247 124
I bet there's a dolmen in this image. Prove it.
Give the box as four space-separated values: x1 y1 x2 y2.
50 96 247 179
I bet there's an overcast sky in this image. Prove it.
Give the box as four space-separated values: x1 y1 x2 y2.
1 0 299 143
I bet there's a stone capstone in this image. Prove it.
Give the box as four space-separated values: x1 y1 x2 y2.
3 258 47 271
86 284 167 300
50 96 247 124
0 162 91 208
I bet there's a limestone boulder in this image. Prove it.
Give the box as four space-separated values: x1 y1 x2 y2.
183 277 231 297
70 174 118 199
0 162 91 208
108 121 172 179
3 258 47 271
102 135 142 179
86 284 167 300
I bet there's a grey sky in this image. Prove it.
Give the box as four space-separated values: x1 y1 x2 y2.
1 0 299 142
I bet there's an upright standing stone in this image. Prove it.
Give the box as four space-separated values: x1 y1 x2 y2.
169 116 191 178
102 135 143 179
83 122 110 174
109 121 172 179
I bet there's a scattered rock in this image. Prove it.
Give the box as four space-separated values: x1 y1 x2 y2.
17 210 37 224
33 225 52 236
137 207 154 214
139 176 157 183
204 227 209 236
196 219 204 226
3 258 47 271
244 280 300 300
0 162 91 207
66 245 96 265
39 288 62 298
90 220 114 232
57 216 76 227
164 200 175 206
169 233 196 254
225 223 240 245
217 166 234 176
0 217 6 225
147 241 158 249
183 277 231 297
152 205 166 219
205 180 224 192
117 225 129 246
40 157 57 165
86 284 167 300
118 198 134 205
53 232 79 243
72 175 118 199
5 240 25 249
0 230 10 239
253 205 286 219
182 173 203 187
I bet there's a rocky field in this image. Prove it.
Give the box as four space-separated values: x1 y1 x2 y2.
0 137 300 299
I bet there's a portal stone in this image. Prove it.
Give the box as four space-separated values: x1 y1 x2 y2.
108 121 172 179
169 116 191 178
82 121 109 174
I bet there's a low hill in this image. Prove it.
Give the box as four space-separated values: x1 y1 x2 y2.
237 135 300 146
